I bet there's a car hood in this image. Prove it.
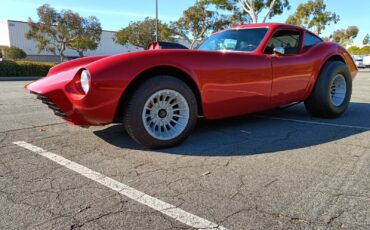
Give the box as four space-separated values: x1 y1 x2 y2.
46 55 108 77
46 49 262 77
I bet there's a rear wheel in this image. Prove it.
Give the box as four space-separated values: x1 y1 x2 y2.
304 61 352 118
123 75 198 149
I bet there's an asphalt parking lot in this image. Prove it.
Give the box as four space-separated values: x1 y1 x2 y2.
1 70 369 230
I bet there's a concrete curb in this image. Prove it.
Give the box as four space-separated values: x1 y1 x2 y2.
0 76 42 81
358 69 370 72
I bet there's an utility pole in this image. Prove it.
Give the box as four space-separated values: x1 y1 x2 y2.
155 0 159 42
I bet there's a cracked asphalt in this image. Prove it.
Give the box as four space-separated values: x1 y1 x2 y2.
0 70 369 230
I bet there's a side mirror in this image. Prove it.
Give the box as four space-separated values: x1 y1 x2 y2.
273 47 285 55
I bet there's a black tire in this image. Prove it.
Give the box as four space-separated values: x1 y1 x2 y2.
123 75 198 149
304 61 352 118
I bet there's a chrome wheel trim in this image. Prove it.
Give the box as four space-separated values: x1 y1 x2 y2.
142 89 190 141
330 74 347 107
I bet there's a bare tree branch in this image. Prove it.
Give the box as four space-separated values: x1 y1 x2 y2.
262 0 277 22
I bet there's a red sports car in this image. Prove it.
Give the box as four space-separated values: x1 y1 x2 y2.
26 23 357 149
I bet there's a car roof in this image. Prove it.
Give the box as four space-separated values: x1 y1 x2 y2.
232 23 307 32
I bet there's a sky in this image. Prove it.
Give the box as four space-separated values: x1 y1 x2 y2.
0 0 369 44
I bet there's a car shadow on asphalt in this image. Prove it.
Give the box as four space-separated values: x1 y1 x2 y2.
93 102 370 156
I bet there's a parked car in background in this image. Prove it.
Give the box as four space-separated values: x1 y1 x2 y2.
363 56 370 68
353 55 366 68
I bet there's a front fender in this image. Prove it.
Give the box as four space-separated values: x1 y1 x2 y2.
47 56 107 76
84 50 203 120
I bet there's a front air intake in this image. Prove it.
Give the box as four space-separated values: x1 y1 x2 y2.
31 92 71 121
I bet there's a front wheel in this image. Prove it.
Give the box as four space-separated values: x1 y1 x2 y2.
123 75 198 149
304 61 352 118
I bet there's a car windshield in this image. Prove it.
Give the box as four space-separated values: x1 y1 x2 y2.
198 28 268 52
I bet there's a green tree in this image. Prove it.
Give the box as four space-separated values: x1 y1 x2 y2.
286 0 339 35
360 46 370 55
115 17 174 48
210 0 290 24
332 26 359 47
347 46 361 55
363 34 369 45
67 17 102 57
210 0 251 24
26 4 101 62
4 46 27 60
322 36 331 42
171 0 229 49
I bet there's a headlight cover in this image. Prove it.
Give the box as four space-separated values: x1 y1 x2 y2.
80 70 90 94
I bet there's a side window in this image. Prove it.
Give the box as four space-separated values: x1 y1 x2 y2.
303 32 322 49
264 30 301 55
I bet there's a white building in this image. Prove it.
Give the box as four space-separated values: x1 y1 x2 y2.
0 20 142 62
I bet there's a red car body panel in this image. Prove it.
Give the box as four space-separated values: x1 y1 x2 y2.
26 23 358 126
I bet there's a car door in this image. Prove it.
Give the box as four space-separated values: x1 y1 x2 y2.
196 28 273 119
264 29 313 106
199 51 273 119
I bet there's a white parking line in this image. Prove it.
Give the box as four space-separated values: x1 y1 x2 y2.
255 115 370 131
13 141 227 230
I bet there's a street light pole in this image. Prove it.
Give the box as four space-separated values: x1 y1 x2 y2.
155 0 159 42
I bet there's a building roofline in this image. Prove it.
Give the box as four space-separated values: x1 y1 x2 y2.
1 19 117 33
2 19 28 24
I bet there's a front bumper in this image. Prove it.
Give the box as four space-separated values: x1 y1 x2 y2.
26 67 122 126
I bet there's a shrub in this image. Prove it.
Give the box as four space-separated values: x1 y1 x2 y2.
347 46 361 55
4 46 27 60
0 60 56 76
360 46 370 56
347 45 370 56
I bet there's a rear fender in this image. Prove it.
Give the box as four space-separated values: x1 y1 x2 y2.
303 43 357 100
